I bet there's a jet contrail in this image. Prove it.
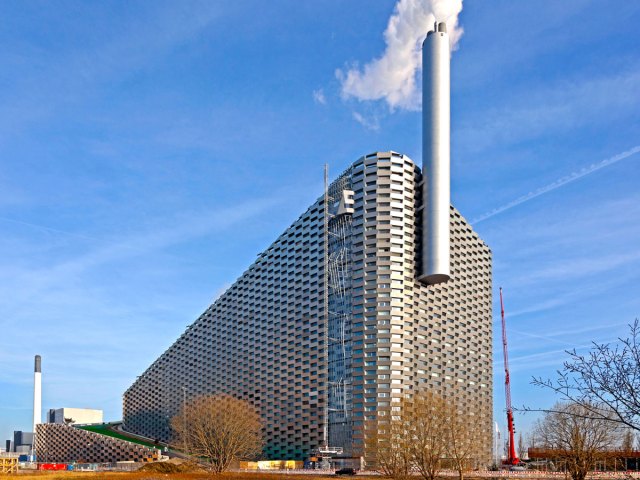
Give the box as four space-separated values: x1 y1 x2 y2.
0 216 98 241
472 145 640 224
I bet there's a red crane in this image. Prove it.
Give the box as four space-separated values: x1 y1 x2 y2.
500 287 520 466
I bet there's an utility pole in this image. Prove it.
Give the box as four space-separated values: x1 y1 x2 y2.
495 422 500 466
182 386 187 455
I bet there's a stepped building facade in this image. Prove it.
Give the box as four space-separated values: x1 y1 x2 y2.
123 21 493 465
122 151 493 462
36 423 159 463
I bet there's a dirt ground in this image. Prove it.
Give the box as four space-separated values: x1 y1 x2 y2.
4 472 340 480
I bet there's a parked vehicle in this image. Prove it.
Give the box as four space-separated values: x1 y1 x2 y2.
335 467 357 475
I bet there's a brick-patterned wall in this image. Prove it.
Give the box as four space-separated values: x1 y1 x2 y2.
36 423 158 463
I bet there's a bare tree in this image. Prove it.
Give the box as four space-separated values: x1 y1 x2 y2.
445 406 485 480
366 393 451 480
171 394 263 473
621 429 635 452
365 410 412 480
517 432 527 460
533 402 622 480
532 320 640 431
409 392 450 480
366 393 486 480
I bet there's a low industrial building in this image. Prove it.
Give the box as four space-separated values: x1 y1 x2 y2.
35 423 159 463
528 448 640 471
47 407 103 425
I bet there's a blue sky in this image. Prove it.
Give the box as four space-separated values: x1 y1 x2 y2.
1 0 639 447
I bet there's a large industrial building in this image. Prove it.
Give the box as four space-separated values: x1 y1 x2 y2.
123 22 493 463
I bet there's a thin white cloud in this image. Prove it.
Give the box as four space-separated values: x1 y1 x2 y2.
312 88 327 105
352 112 380 131
508 322 631 351
515 251 640 288
472 145 640 224
0 195 287 426
503 332 626 374
458 69 640 153
0 197 284 320
500 261 640 321
337 0 463 111
488 192 640 336
0 216 101 242
0 3 222 144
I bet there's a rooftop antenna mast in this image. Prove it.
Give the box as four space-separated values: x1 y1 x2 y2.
500 288 520 466
323 163 329 450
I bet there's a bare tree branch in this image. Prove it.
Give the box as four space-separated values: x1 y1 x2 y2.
530 320 640 431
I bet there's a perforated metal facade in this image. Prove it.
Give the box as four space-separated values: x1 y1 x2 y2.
35 423 159 463
123 152 492 462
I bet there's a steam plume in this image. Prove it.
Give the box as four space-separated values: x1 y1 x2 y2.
337 0 463 111
472 145 640 224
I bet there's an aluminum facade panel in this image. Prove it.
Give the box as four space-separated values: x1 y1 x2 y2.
123 152 492 463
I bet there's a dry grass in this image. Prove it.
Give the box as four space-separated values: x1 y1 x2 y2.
4 472 339 480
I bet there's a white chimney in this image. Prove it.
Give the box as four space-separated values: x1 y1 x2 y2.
419 21 451 285
33 355 42 434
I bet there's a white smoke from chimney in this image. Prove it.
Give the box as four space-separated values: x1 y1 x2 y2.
337 0 463 111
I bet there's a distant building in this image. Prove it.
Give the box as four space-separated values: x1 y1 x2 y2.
529 448 640 471
47 408 103 425
11 431 33 454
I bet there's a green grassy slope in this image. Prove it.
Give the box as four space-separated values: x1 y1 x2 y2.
76 423 159 449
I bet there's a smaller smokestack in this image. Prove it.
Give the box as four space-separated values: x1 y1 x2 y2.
33 355 42 436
